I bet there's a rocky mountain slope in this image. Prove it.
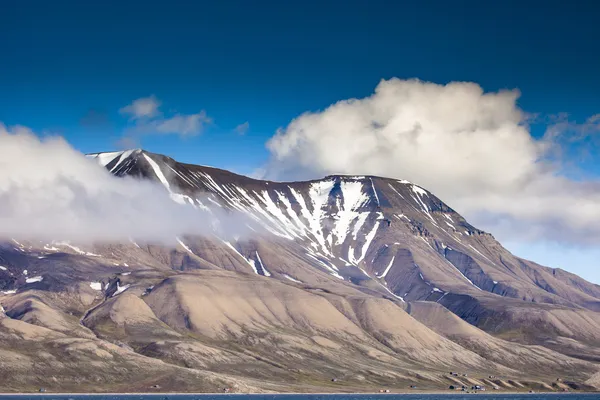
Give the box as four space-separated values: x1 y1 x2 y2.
0 148 599 393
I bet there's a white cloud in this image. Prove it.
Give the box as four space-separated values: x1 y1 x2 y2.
235 121 250 135
120 96 211 138
120 95 161 119
0 123 250 243
265 78 600 247
153 111 211 136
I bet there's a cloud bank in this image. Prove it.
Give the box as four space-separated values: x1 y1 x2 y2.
0 124 249 243
120 96 212 139
266 78 600 246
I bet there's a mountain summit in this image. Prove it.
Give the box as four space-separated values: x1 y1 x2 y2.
0 149 599 393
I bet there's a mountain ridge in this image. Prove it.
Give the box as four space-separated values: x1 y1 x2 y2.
0 148 598 392
85 149 600 313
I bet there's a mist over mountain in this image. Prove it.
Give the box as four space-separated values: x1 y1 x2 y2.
0 128 254 243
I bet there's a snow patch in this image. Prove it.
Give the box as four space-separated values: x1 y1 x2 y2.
347 245 357 264
369 178 380 205
26 276 43 283
90 282 102 291
255 252 271 277
110 150 137 172
176 237 194 255
305 252 344 279
410 191 436 224
230 186 294 240
91 151 121 167
378 256 395 278
167 165 198 188
90 150 140 173
143 153 171 190
411 185 428 198
418 236 433 249
352 212 370 240
332 180 370 246
357 221 379 263
277 191 308 234
283 274 302 283
223 241 258 274
171 193 198 207
380 283 405 302
395 213 410 221
468 244 493 263
207 196 223 207
289 182 335 255
388 184 405 199
258 191 299 238
113 282 131 296
442 257 482 290
55 242 100 256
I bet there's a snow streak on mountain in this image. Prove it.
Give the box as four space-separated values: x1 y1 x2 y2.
0 148 600 393
85 149 600 312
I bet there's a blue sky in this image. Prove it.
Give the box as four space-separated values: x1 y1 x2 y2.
2 1 599 173
1 1 600 280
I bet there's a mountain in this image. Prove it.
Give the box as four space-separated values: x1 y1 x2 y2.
0 148 599 393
